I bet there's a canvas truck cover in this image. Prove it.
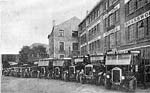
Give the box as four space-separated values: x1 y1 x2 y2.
91 56 104 62
38 60 49 66
91 56 104 65
74 58 84 63
105 54 131 65
53 60 64 66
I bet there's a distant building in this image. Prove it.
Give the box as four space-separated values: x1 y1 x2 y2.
2 54 19 68
48 16 80 58
2 54 19 63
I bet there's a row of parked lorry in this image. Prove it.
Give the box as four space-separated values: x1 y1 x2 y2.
3 50 150 91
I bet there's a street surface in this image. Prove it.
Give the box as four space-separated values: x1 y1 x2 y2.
1 76 150 93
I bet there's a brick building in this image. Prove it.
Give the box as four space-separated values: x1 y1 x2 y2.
79 0 124 55
79 0 150 62
122 0 150 65
48 17 80 58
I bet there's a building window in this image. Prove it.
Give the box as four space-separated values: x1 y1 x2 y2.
116 31 120 45
72 31 78 37
110 33 115 48
72 43 79 51
60 55 64 58
146 0 150 3
105 36 110 49
137 0 145 9
81 46 87 55
137 20 145 39
147 17 150 36
81 34 86 45
59 30 64 37
128 24 136 42
115 10 119 22
59 42 64 51
104 18 108 28
97 23 100 33
94 26 97 35
109 14 115 27
104 1 108 11
94 41 97 50
128 0 136 14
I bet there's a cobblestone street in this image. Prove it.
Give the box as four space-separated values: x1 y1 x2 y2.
1 76 150 93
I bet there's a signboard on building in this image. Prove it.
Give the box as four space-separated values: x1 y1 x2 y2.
125 10 150 27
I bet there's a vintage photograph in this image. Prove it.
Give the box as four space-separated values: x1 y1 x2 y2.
1 0 150 93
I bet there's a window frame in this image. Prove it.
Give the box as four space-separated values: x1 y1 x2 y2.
59 30 64 37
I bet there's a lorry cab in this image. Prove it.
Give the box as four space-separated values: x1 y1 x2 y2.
52 58 71 80
68 56 87 81
79 54 105 85
105 50 140 91
38 58 53 78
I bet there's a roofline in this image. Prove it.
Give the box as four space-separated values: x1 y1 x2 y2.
79 0 103 26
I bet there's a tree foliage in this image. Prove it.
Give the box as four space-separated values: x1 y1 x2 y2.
19 46 31 64
19 45 48 64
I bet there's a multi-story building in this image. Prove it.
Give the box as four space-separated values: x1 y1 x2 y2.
79 0 150 61
122 0 150 64
48 17 80 58
79 0 124 55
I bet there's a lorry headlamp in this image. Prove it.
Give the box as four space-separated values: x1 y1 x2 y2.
93 69 96 72
98 72 103 75
121 76 125 80
106 75 110 78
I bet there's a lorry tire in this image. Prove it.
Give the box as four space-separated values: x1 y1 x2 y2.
98 76 102 85
129 78 137 91
80 75 85 84
104 78 111 89
76 74 79 82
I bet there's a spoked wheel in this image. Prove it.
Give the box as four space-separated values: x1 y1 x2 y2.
76 74 79 82
79 75 85 84
97 76 102 85
128 78 137 92
64 73 67 81
104 78 112 89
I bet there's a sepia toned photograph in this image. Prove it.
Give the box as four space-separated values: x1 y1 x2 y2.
1 0 150 93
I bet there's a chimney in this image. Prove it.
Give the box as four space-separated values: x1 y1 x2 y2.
52 20 55 27
86 10 89 16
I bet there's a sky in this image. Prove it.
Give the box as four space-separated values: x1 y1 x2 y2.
1 0 100 54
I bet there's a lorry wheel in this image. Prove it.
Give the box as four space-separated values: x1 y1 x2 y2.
98 76 101 85
104 78 111 89
64 73 67 81
129 78 137 91
80 76 85 84
76 74 79 82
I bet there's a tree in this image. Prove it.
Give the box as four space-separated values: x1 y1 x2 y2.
31 45 48 58
19 46 31 64
19 45 48 64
